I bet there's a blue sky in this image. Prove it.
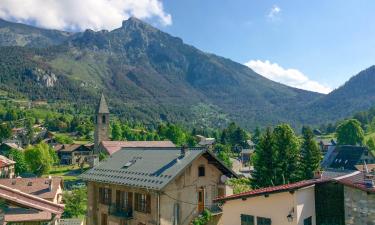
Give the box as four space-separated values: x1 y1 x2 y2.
159 0 375 93
1 0 374 93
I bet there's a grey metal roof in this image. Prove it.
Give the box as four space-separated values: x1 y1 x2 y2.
80 147 237 190
97 93 109 114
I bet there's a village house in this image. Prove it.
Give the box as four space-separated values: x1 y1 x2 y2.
0 155 15 178
54 143 94 165
80 146 237 225
327 145 375 170
0 177 64 224
0 142 23 156
0 176 64 204
215 170 375 225
94 94 176 156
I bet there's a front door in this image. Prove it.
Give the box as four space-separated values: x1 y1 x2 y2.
101 213 108 225
198 188 205 213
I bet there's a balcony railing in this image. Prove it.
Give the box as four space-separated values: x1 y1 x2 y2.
206 203 223 215
108 204 133 219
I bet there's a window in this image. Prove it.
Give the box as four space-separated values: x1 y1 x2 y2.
304 217 312 225
102 115 106 124
257 217 271 225
198 166 205 177
134 193 151 213
241 214 254 225
116 190 132 210
99 187 112 205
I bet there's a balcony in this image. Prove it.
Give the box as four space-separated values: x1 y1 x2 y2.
108 204 133 219
206 203 223 215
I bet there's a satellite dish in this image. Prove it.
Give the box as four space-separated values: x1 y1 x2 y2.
220 175 228 183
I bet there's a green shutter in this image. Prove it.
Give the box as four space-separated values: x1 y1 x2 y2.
241 214 254 225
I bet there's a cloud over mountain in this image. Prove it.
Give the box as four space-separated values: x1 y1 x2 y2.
0 0 172 31
245 60 332 94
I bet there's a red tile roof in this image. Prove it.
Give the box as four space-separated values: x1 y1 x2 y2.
0 183 64 215
215 179 327 202
0 177 62 200
101 140 176 155
337 172 375 193
5 208 52 222
215 171 375 202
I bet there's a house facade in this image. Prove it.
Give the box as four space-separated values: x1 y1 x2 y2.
0 155 15 178
80 147 237 225
55 144 94 165
216 180 317 225
216 171 375 225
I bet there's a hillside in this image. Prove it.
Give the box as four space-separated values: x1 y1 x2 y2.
0 18 325 129
0 18 73 47
302 66 375 124
1 17 374 129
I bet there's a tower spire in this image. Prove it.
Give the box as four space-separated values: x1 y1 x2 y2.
97 93 109 114
94 93 110 153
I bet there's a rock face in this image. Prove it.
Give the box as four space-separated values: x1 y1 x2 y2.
32 68 57 87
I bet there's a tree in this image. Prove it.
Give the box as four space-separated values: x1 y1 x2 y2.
252 127 277 188
111 121 123 141
215 144 232 168
366 138 375 153
273 124 300 184
252 127 261 145
24 143 55 176
62 187 87 218
54 134 73 144
336 119 364 145
300 126 322 179
0 123 11 142
7 149 27 175
24 117 35 145
226 177 251 194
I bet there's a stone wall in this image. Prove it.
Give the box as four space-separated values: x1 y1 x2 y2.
344 186 375 225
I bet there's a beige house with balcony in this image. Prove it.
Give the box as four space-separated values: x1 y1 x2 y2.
80 147 237 225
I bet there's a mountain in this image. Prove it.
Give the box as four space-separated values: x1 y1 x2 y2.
0 19 73 47
1 17 373 129
303 66 375 124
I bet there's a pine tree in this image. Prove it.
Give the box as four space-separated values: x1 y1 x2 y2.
252 127 277 188
252 127 261 145
273 124 300 184
300 126 322 179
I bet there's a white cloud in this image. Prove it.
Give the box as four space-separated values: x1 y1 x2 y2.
267 5 281 20
245 60 332 94
0 0 172 31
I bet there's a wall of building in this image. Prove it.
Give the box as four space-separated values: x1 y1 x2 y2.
344 186 375 225
296 186 316 225
86 154 229 225
160 155 226 225
219 186 316 225
87 181 158 225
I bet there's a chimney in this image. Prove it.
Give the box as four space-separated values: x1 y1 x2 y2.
313 170 322 179
48 175 53 191
181 145 188 158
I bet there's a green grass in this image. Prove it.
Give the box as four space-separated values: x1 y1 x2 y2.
45 165 89 182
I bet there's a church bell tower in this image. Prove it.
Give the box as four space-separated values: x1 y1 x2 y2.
94 93 110 152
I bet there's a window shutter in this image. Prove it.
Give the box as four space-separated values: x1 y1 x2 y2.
108 189 112 205
134 193 139 211
146 194 151 213
99 188 103 203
